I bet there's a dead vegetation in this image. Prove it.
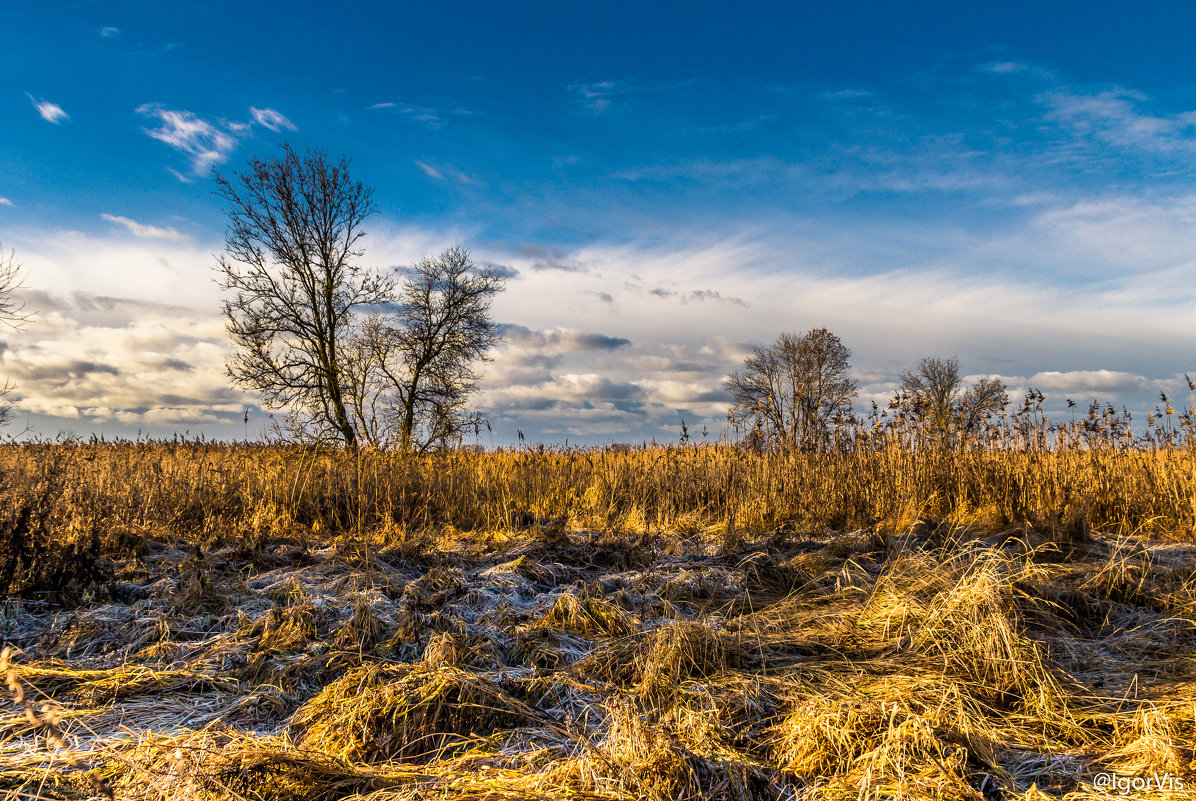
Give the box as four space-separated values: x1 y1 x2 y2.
1 440 1196 799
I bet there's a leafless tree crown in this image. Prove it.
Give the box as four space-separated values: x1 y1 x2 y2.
899 356 1008 438
216 145 389 449
725 328 857 450
345 246 504 451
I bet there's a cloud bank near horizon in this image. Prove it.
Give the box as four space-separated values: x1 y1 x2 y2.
2 196 1193 444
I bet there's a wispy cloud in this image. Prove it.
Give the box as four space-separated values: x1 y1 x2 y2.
249 107 296 132
136 104 298 178
568 77 693 114
983 61 1027 74
27 94 68 124
1024 195 1196 281
414 160 443 180
100 214 190 241
136 104 239 175
1041 87 1196 154
0 198 13 208
640 284 747 306
99 26 120 38
602 66 1196 206
413 160 476 185
491 243 588 273
976 60 1055 79
570 80 618 113
972 59 1196 163
368 100 474 129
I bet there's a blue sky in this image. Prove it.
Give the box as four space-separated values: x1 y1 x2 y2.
4 1 1196 442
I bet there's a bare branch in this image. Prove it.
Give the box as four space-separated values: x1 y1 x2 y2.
0 246 34 428
0 247 32 331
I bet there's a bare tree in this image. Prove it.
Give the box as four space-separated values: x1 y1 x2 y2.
216 145 389 449
725 328 857 450
0 247 31 427
344 247 504 452
899 356 1008 441
899 356 960 435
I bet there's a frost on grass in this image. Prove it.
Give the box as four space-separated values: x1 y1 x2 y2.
3 522 1196 801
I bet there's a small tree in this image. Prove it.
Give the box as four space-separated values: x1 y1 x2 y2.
216 145 389 449
345 247 504 452
0 247 31 427
898 356 1008 442
725 328 857 450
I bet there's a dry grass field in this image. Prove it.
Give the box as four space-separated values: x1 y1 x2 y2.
2 430 1196 800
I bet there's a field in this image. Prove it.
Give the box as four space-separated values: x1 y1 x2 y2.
2 438 1196 800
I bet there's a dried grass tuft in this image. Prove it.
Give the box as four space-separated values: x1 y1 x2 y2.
290 661 536 764
534 591 636 639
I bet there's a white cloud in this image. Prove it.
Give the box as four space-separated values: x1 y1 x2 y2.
27 94 68 124
367 100 474 129
975 60 1059 83
137 104 296 178
9 230 222 315
99 26 120 37
100 214 190 241
1042 87 1196 154
136 104 239 175
249 107 296 132
3 301 240 429
0 230 243 435
452 221 1196 440
326 166 1196 441
490 243 588 272
983 61 1028 74
571 80 616 113
974 371 1196 415
166 168 193 184
567 77 693 115
1012 195 1196 285
1020 370 1149 394
412 159 477 185
0 198 13 207
414 160 443 180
